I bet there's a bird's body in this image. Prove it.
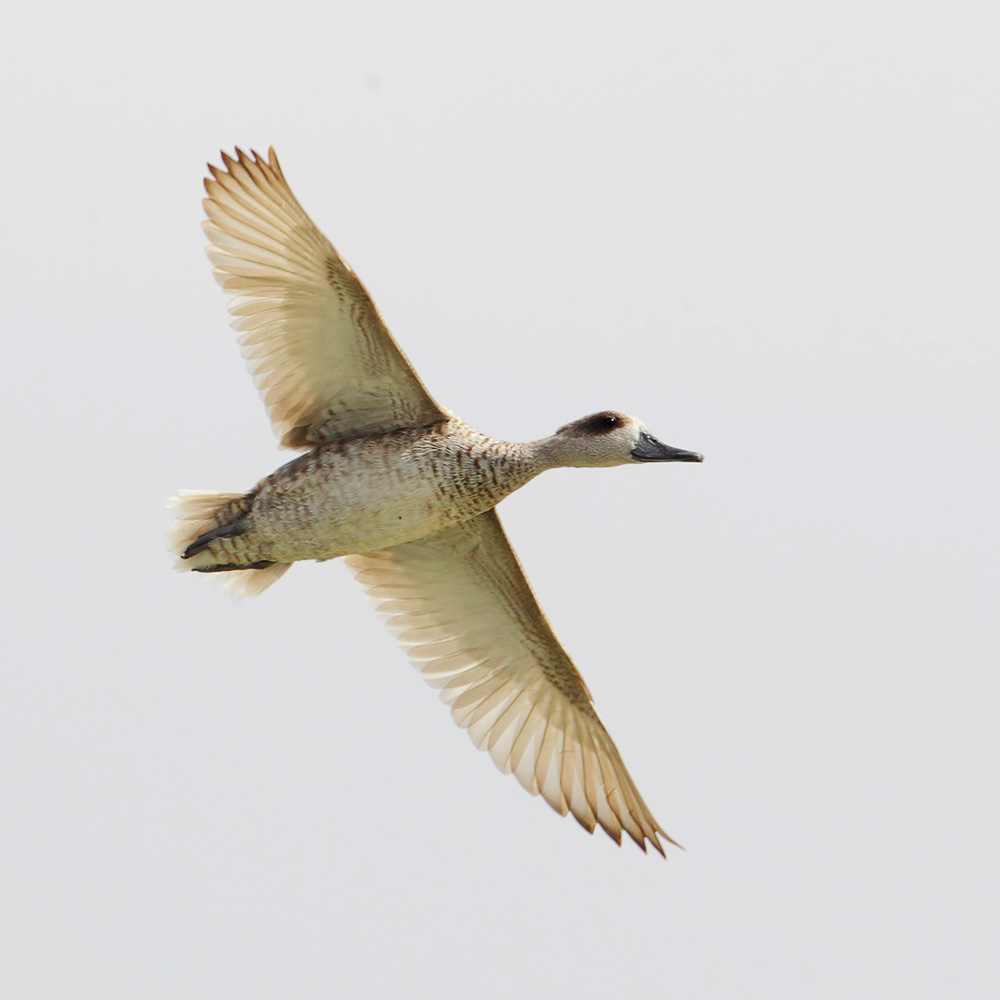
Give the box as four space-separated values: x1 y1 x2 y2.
180 418 539 569
170 148 702 855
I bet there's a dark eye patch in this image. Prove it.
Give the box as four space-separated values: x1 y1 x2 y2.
555 411 627 436
580 411 623 434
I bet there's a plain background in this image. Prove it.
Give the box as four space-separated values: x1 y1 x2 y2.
2 1 998 996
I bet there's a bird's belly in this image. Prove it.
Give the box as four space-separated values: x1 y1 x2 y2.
248 464 494 562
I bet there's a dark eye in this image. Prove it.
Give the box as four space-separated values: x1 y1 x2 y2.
602 415 621 429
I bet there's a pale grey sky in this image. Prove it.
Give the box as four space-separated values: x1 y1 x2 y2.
2 1 998 997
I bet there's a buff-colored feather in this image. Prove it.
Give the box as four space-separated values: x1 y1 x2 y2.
346 510 676 855
202 147 448 449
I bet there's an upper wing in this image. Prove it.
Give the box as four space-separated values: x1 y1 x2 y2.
203 148 449 449
345 510 676 855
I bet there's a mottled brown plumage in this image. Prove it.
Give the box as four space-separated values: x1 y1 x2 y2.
170 147 702 854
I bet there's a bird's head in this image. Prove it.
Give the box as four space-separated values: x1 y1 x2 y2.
543 411 704 469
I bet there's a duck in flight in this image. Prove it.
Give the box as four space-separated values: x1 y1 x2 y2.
169 148 703 855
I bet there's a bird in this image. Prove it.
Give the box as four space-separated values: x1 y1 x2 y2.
169 148 703 855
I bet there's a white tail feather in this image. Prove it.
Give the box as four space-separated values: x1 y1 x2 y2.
167 489 291 596
166 490 246 565
215 562 292 597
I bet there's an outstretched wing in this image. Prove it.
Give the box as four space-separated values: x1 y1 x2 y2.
346 510 675 855
203 147 449 448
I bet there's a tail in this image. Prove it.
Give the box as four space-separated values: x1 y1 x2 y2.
167 490 291 597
